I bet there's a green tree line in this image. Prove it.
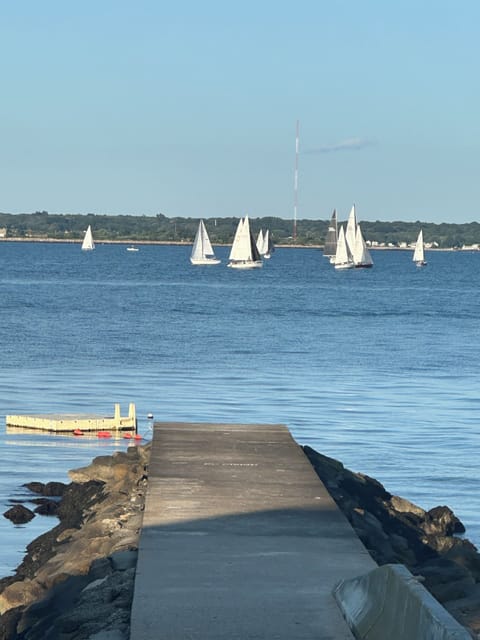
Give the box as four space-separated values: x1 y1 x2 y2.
1 211 480 248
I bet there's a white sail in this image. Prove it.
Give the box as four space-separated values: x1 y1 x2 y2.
190 220 220 265
353 223 373 268
345 204 357 255
81 225 95 251
334 225 354 270
263 229 274 259
413 229 426 266
229 217 246 261
228 216 263 269
256 229 264 254
256 228 274 258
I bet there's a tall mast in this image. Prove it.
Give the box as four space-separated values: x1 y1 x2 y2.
293 120 299 242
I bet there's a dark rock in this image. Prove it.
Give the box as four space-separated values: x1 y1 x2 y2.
43 482 68 497
22 481 68 498
444 584 480 637
430 578 476 604
23 482 45 495
441 538 480 581
3 504 35 524
424 505 466 536
33 499 59 516
417 557 474 586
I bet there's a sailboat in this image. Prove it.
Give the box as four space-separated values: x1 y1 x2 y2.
413 229 427 266
323 209 338 263
333 225 354 270
256 229 264 255
257 229 274 259
228 216 263 269
190 219 221 265
263 229 274 259
345 205 357 257
81 225 95 251
353 223 373 268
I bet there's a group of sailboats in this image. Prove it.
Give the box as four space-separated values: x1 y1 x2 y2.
189 216 274 269
256 228 275 260
227 216 263 268
324 206 427 268
326 205 373 269
82 215 427 270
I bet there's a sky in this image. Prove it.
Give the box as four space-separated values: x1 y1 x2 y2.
0 1 479 223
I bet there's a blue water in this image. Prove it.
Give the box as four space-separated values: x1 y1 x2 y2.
1 242 479 576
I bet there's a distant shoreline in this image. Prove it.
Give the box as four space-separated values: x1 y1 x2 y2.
0 237 460 251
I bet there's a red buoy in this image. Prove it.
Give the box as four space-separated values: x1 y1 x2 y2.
73 429 83 436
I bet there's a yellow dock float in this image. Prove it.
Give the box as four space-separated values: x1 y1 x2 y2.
5 402 137 434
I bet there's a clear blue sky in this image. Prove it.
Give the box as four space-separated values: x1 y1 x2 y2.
0 1 478 223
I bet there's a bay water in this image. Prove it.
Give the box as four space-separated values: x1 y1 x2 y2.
1 242 479 577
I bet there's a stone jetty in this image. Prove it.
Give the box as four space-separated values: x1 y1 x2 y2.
0 436 479 639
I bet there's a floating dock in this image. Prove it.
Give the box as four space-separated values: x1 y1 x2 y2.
5 402 137 433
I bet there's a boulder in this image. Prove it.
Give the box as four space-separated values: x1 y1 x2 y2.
3 504 35 524
22 480 68 497
33 498 59 516
23 482 45 495
423 506 466 536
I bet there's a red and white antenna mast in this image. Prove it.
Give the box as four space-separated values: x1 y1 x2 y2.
293 120 299 242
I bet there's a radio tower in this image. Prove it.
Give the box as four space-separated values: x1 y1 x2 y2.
293 120 299 242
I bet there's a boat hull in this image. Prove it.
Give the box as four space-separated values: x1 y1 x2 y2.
190 258 221 265
334 262 354 270
227 260 263 269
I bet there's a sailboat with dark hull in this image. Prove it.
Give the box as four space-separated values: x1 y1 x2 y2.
323 209 338 262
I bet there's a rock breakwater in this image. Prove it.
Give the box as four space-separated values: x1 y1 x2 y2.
303 446 480 637
0 443 150 640
0 442 479 639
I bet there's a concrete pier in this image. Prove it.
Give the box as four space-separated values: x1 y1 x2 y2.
129 422 376 639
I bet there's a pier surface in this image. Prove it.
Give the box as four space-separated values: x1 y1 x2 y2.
129 422 376 639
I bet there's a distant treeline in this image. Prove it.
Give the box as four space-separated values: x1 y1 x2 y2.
1 210 480 248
